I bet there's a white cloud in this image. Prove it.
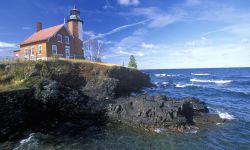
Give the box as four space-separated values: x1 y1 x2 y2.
116 48 144 57
0 42 18 48
204 24 250 37
84 19 150 43
186 37 208 46
130 7 183 28
141 42 157 49
84 31 96 38
117 0 140 6
241 38 250 44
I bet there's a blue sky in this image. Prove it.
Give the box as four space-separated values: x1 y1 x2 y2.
0 0 250 69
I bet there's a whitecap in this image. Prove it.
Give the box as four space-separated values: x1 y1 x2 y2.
190 78 232 84
154 74 166 77
155 74 179 77
162 82 168 85
153 82 159 85
191 73 210 76
216 111 235 120
166 74 178 77
176 83 194 88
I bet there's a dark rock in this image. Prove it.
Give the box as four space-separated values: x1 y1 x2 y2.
108 67 153 96
107 95 223 132
29 65 40 77
182 97 209 113
194 114 225 124
34 79 88 117
81 78 119 100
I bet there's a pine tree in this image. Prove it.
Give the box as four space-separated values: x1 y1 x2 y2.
128 55 137 69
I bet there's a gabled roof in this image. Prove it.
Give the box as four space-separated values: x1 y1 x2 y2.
20 24 65 45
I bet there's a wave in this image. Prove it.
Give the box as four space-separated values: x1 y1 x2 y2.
154 74 179 77
166 74 179 77
155 74 166 77
175 83 197 88
216 111 235 120
153 82 159 85
191 73 210 76
162 82 169 85
14 133 39 150
190 78 232 84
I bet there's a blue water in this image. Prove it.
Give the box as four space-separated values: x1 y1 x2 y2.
12 68 250 150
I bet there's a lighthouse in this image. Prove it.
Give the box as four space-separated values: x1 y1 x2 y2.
67 6 84 58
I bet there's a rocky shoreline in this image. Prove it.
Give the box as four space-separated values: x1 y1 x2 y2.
0 60 225 144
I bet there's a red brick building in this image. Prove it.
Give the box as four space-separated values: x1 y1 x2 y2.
14 7 84 60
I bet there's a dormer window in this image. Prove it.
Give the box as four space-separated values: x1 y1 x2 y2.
57 34 62 43
65 36 69 44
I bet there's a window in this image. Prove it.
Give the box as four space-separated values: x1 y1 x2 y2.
38 45 42 54
24 48 28 56
65 46 70 58
31 47 34 56
57 34 62 42
65 36 69 44
52 45 57 55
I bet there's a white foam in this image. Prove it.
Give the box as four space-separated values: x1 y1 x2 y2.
166 74 178 77
14 133 39 150
154 128 165 133
216 123 223 125
216 111 235 120
155 74 166 77
191 73 210 76
190 130 198 134
20 133 34 144
155 74 179 77
162 82 168 85
190 78 232 84
153 82 159 85
176 83 194 88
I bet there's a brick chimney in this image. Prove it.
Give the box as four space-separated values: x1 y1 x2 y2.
36 22 42 32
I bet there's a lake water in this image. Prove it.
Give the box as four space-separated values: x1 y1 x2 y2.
11 68 250 150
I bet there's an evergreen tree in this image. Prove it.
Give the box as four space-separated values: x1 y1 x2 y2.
128 55 137 69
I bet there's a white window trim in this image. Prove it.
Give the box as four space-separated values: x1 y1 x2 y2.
57 34 62 43
65 36 69 44
52 45 57 55
38 45 42 55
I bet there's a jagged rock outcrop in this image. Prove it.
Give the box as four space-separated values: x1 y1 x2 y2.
107 95 224 132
